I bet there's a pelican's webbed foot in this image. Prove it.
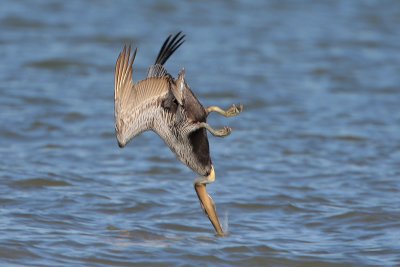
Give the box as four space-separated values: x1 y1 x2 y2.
198 122 231 137
206 104 243 118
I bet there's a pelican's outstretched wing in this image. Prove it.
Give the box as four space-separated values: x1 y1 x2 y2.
114 45 172 147
147 31 185 78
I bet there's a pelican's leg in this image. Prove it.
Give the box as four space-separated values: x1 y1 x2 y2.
194 165 224 236
206 104 243 117
197 122 231 137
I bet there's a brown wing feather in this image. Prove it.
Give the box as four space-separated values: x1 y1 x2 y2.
114 45 172 147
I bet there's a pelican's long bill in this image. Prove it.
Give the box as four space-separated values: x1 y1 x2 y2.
194 184 224 236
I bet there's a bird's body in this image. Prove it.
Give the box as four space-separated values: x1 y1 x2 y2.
114 32 242 236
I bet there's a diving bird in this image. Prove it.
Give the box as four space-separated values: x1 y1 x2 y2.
114 32 242 236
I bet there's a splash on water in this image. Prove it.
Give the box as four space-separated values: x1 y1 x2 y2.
222 210 229 235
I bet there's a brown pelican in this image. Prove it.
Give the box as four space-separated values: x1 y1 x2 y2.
114 32 242 236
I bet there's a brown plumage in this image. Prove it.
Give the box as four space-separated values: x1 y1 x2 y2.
114 32 243 236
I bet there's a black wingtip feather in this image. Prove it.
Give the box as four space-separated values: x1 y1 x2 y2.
155 31 185 65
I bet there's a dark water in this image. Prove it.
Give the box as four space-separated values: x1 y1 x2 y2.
1 1 400 266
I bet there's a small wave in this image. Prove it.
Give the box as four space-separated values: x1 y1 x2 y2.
63 112 87 122
1 16 45 29
25 59 92 71
11 178 71 188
